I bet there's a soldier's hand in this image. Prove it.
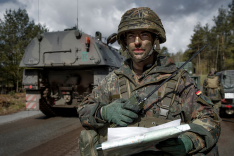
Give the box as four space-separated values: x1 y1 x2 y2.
221 98 226 103
156 133 193 156
101 98 139 126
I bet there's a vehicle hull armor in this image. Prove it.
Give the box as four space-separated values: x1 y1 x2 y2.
20 29 124 116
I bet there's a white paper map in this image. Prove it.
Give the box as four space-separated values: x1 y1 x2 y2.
100 119 190 156
108 119 181 142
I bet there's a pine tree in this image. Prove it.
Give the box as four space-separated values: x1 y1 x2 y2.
159 46 170 57
227 0 234 69
187 23 205 75
213 6 230 71
0 8 48 92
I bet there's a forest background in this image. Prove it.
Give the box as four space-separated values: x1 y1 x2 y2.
0 1 234 93
163 1 234 75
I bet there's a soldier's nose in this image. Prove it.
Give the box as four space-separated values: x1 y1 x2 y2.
134 36 142 47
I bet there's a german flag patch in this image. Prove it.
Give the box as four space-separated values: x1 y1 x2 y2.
196 90 202 95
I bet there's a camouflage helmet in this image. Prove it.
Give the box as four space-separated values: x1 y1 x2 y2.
210 68 216 72
211 68 217 72
210 68 217 74
117 7 166 52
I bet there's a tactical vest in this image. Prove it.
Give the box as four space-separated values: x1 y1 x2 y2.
206 76 221 101
97 70 186 145
207 77 219 88
117 70 186 121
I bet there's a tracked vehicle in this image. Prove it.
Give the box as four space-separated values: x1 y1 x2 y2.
19 29 124 116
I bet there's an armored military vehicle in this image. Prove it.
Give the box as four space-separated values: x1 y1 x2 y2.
216 70 234 116
19 28 124 116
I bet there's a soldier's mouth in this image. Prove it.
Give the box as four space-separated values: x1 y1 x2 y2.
133 48 144 53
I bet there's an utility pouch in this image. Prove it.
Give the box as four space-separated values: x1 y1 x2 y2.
78 130 98 156
207 77 219 88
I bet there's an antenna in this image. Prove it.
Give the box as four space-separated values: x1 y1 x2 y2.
38 0 39 25
77 0 78 30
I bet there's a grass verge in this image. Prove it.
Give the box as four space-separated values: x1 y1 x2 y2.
0 93 26 115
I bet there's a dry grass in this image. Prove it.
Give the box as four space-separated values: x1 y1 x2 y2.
0 93 26 115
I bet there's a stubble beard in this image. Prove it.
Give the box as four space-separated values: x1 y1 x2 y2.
129 48 151 63
129 50 145 62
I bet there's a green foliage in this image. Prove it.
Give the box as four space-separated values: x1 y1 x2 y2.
159 46 170 57
184 0 234 74
9 90 15 96
170 51 184 63
0 8 49 92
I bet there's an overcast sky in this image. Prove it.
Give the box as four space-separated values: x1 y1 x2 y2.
0 0 232 53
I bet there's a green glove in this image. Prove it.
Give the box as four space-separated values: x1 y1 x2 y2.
156 134 193 156
101 98 139 126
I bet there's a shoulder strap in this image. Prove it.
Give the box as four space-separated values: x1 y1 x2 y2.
158 70 186 119
118 75 132 100
116 69 186 119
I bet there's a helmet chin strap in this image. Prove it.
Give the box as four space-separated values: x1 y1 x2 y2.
126 38 160 63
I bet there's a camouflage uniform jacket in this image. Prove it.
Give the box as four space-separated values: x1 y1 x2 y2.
203 74 225 101
78 56 221 155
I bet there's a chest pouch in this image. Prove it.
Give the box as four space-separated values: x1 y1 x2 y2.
157 70 185 120
117 70 186 120
207 77 219 88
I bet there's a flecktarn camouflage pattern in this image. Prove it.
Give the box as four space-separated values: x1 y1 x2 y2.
78 54 221 156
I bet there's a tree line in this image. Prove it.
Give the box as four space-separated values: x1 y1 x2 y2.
1 1 234 93
181 0 234 75
159 0 234 75
0 8 48 93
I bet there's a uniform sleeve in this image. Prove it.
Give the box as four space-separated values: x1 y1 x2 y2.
178 73 221 154
77 75 111 130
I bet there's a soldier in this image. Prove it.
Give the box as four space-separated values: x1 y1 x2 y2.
78 7 220 156
203 68 225 114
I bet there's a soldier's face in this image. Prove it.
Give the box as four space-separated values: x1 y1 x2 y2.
126 30 154 61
